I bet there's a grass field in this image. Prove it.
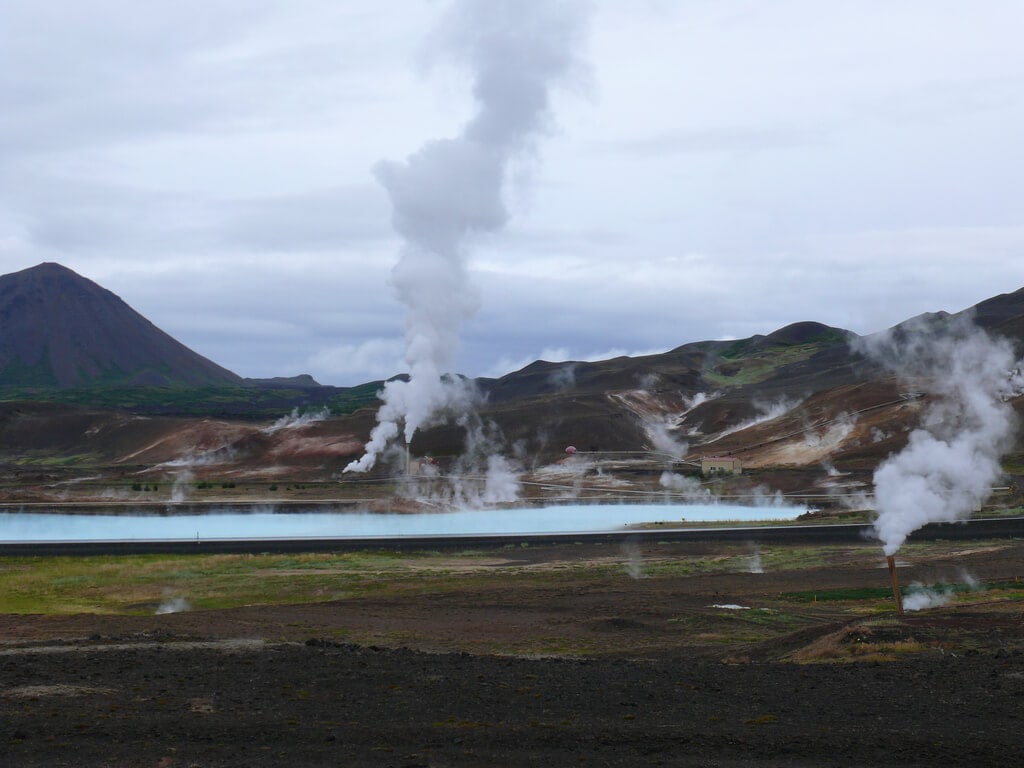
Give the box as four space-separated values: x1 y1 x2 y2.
2 538 1018 617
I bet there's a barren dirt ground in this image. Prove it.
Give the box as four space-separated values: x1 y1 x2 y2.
2 538 1024 766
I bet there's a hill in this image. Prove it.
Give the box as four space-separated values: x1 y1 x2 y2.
0 263 242 388
0 266 1022 509
0 263 384 418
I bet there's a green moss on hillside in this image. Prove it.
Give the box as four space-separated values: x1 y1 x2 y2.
705 343 820 386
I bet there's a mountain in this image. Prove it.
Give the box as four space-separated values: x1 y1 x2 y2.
0 277 1022 509
441 294 1024 474
959 286 1024 346
0 262 242 388
455 319 865 461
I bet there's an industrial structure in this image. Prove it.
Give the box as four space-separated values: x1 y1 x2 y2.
700 456 743 476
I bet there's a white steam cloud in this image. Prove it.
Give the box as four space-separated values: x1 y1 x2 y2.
862 315 1024 555
749 485 787 507
346 0 589 473
902 586 953 612
262 407 330 434
169 469 194 503
748 547 764 574
705 397 801 443
402 414 522 508
685 391 712 412
622 541 645 579
904 569 985 611
645 417 688 458
549 363 578 392
659 471 711 501
155 595 191 615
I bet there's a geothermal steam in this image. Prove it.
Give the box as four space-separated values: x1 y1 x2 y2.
863 315 1024 555
346 0 587 472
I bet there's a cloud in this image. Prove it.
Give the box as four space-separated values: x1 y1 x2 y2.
1 1 1022 389
309 338 406 383
218 185 391 251
62 250 404 380
0 2 273 156
616 124 827 157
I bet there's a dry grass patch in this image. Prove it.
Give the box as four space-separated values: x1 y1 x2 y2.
788 624 929 663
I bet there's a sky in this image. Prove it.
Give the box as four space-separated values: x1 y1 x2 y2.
2 1 1023 386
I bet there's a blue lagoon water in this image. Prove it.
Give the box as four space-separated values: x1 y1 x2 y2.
0 503 801 542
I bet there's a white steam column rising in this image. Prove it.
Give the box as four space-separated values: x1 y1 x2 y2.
346 0 587 473
865 316 1024 555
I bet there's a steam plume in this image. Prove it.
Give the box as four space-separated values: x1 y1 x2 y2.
262 407 330 434
659 471 711 501
748 547 764 574
346 0 588 472
404 414 522 508
704 396 801 444
861 315 1024 555
156 595 191 615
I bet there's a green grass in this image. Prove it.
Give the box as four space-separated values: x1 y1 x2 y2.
642 554 753 577
975 506 1024 519
0 546 610 615
0 552 419 614
1000 455 1024 475
783 578 1024 604
3 540 1019 621
0 381 382 418
704 343 821 386
783 587 896 603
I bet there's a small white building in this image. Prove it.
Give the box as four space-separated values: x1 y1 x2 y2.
701 456 742 476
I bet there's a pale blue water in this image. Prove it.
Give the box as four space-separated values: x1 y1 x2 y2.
0 503 801 542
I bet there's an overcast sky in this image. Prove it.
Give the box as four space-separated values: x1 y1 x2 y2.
2 1 1023 386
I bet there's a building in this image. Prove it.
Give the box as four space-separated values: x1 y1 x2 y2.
701 456 742 476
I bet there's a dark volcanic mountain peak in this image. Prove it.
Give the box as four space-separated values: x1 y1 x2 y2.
0 262 241 388
764 321 853 346
959 286 1024 345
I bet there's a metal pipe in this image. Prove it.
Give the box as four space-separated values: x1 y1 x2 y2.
887 555 904 616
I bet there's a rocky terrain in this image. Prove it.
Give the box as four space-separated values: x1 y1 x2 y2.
3 537 1024 767
3 639 1021 767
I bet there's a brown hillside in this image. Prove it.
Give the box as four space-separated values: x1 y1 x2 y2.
0 278 1023 507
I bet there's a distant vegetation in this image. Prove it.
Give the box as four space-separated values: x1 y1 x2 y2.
0 381 382 418
705 342 822 386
